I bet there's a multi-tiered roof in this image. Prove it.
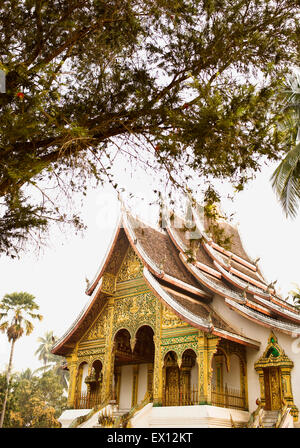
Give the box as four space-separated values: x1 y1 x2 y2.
52 204 300 356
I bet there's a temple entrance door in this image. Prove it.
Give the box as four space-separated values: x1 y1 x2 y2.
165 366 180 406
263 367 282 411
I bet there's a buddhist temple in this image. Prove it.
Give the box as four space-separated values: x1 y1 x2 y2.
52 203 300 428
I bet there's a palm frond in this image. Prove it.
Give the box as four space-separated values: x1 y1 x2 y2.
24 320 34 336
271 142 300 218
0 321 9 332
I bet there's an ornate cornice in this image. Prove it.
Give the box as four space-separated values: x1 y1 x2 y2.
143 267 260 349
225 298 300 336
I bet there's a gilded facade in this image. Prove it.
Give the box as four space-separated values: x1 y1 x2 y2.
53 209 300 427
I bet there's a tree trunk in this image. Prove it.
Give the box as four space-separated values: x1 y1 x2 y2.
0 339 16 428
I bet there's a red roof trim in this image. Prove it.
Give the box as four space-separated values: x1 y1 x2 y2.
144 268 260 349
244 300 272 316
270 296 299 314
210 241 257 272
194 260 222 279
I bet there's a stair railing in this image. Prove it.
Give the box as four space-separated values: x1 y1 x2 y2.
69 394 111 428
275 400 291 428
247 399 264 428
115 391 152 428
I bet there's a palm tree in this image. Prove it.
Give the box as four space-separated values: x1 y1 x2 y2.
34 330 69 390
271 70 300 218
35 331 57 366
0 291 43 428
52 361 70 390
16 368 38 382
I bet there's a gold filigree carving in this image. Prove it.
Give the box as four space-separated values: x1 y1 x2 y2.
255 332 298 421
162 305 189 329
84 306 109 341
117 247 143 282
113 292 156 336
102 272 116 295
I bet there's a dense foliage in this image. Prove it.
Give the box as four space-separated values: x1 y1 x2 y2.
0 370 67 427
0 373 20 427
0 291 43 427
0 0 299 255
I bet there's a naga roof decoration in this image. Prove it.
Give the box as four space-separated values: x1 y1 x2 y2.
52 202 300 356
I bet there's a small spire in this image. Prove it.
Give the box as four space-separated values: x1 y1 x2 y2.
207 312 214 332
243 284 249 301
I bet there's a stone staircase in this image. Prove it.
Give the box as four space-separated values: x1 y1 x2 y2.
260 410 280 428
93 406 130 428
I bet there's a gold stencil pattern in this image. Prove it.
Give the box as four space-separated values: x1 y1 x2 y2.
84 306 109 340
113 292 156 336
117 247 143 282
162 305 189 329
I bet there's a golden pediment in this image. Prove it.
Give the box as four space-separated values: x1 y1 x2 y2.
117 246 143 282
83 306 109 341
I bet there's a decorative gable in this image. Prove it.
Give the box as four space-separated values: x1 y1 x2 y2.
117 246 143 282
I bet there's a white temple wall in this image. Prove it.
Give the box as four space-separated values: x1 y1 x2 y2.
223 354 241 390
226 354 241 390
81 363 89 393
119 365 133 410
137 364 148 403
212 294 300 416
211 353 240 391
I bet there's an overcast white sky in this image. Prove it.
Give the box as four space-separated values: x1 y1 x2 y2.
0 159 300 373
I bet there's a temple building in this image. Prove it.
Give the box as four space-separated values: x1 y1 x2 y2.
52 204 300 428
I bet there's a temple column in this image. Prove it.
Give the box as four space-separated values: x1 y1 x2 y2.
197 332 209 403
281 367 293 404
207 336 220 405
180 366 191 405
153 300 163 405
153 334 163 405
240 358 248 410
256 368 266 407
147 363 153 398
66 355 78 407
101 298 115 402
214 355 223 392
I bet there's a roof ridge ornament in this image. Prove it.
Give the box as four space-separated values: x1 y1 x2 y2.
243 284 249 302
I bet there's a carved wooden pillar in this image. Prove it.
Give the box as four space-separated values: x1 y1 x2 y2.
66 356 78 407
240 357 248 410
214 355 224 393
147 363 153 398
153 334 163 405
197 332 208 403
101 298 115 401
207 336 220 405
86 364 93 395
280 365 298 420
180 366 191 405
153 300 162 405
256 368 266 407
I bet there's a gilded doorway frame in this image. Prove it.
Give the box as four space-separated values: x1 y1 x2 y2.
254 332 298 421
